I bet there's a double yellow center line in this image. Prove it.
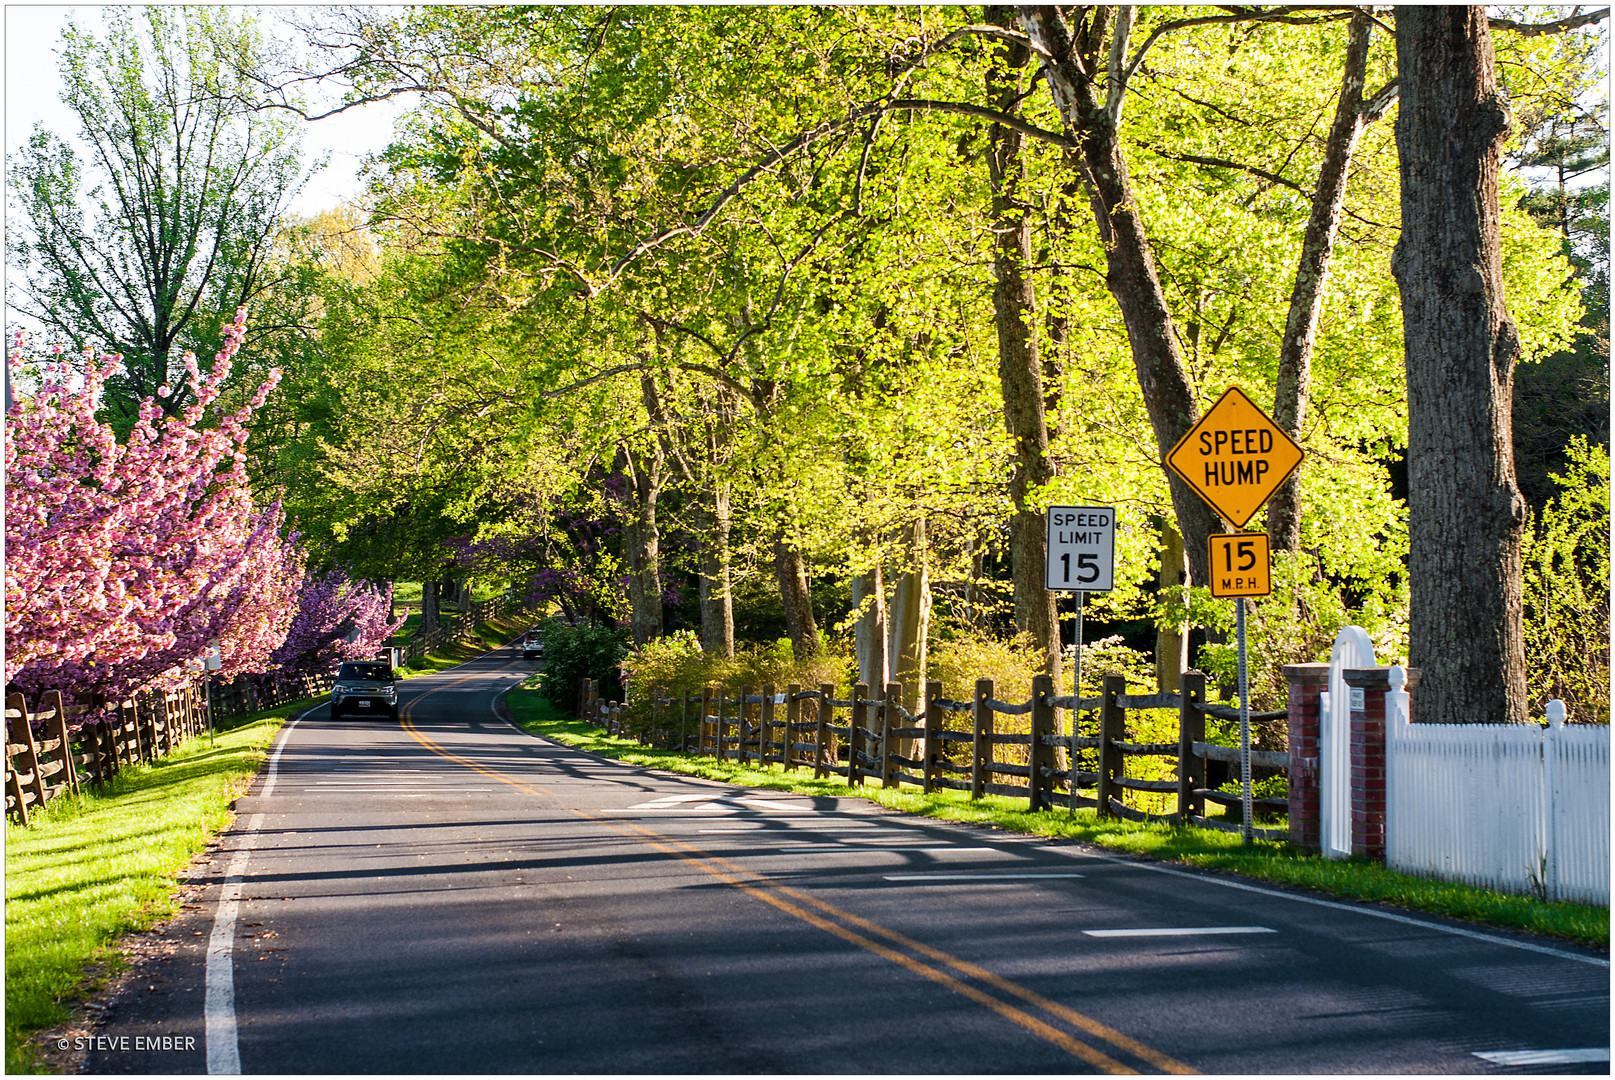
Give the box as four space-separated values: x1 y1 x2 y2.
396 670 1194 1075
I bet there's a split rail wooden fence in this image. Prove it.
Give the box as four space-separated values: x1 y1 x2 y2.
5 684 211 825
580 670 1293 838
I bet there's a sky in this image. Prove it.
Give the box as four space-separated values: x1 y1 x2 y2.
4 5 415 338
4 6 406 215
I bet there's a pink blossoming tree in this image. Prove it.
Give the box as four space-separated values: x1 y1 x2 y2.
5 310 301 709
271 570 403 676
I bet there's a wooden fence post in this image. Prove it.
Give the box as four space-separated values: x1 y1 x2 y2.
5 693 36 825
1097 673 1126 818
716 686 729 761
1177 670 1207 821
849 682 869 787
135 695 154 763
784 684 801 771
881 682 901 788
761 684 777 768
972 679 993 801
1029 674 1055 812
922 680 942 794
13 697 47 812
699 685 712 756
815 684 833 778
41 690 80 799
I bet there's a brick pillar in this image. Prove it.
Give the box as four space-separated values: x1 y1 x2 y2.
1282 663 1331 853
1343 666 1421 859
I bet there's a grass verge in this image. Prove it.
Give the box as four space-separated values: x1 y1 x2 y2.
3 699 316 1073
395 611 535 677
503 684 1609 951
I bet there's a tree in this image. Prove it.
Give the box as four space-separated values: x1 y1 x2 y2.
5 310 299 708
7 7 306 432
270 569 403 676
1392 7 1528 725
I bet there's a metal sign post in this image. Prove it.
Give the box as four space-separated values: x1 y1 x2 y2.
1206 533 1270 846
1046 506 1116 814
1236 598 1252 845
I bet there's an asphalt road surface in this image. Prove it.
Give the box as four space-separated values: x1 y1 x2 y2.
85 643 1609 1074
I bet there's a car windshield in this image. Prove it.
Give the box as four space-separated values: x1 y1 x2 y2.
338 663 392 682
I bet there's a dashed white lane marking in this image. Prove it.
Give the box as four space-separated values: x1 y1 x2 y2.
296 786 494 792
775 846 997 854
614 793 819 813
1473 1048 1610 1066
1041 847 1610 968
697 825 881 833
882 872 1086 882
1083 926 1276 938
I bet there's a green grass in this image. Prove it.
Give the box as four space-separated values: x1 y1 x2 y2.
395 612 534 677
386 610 422 644
3 699 317 1073
503 684 1610 951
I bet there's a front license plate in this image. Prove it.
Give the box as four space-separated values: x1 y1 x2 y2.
358 700 371 708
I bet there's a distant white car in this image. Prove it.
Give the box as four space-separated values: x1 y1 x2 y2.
521 633 544 660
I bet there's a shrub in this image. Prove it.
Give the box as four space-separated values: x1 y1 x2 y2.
538 621 631 711
927 625 1043 705
616 633 849 742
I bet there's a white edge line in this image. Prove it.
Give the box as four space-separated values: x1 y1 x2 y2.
1473 1049 1610 1065
1063 848 1610 967
204 700 322 1074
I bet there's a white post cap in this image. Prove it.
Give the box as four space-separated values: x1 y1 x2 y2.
1545 699 1567 728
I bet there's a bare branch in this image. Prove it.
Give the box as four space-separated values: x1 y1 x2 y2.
1489 8 1610 36
887 99 1074 147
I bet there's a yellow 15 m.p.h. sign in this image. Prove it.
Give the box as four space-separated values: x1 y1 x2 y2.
1166 386 1303 529
1208 532 1271 598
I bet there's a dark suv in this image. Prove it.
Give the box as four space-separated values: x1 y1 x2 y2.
330 661 400 719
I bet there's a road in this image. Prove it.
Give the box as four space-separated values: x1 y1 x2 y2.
85 642 1609 1074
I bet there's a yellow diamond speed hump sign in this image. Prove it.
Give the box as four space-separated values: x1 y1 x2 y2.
1166 386 1303 529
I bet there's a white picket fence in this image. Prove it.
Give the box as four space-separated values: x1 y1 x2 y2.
1386 682 1610 906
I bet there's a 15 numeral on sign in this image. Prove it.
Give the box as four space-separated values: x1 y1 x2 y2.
1059 552 1101 585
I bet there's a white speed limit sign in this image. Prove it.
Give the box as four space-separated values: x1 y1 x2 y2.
1044 506 1116 592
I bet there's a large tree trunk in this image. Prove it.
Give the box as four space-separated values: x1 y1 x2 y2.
623 444 664 647
887 517 930 761
1392 7 1528 724
887 518 930 711
1154 518 1189 693
697 481 735 659
420 579 440 631
774 530 821 660
852 557 888 689
1019 6 1221 588
1269 12 1375 551
986 5 1060 682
